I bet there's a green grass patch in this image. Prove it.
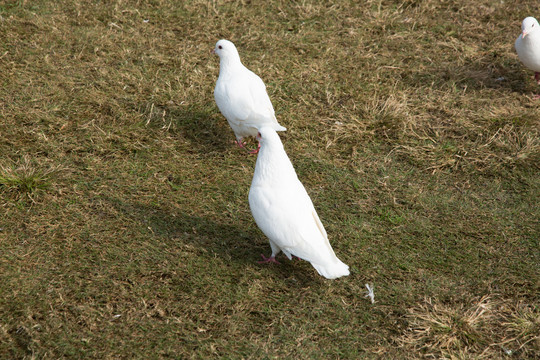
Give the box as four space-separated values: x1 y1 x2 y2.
0 157 56 201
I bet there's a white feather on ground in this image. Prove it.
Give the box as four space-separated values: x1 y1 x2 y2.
213 39 286 150
365 284 375 304
248 127 349 280
515 17 540 87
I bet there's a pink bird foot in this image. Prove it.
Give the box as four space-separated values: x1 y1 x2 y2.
535 72 540 84
247 142 261 154
235 139 260 154
258 254 280 264
235 139 246 148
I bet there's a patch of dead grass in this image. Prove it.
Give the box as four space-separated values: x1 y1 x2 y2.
398 295 540 359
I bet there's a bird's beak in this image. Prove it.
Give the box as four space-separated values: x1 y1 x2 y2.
523 31 528 38
211 48 216 54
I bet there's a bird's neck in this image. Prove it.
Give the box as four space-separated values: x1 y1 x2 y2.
253 143 298 186
219 55 243 73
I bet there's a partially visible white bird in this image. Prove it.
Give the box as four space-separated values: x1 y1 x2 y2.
515 17 540 96
213 39 286 153
248 127 350 280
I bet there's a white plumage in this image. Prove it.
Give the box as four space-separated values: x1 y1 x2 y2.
213 40 286 151
515 17 540 85
248 127 350 280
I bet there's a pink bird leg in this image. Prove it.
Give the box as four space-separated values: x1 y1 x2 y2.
530 73 540 99
258 254 280 264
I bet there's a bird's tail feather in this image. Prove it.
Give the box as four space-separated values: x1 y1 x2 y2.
311 259 350 280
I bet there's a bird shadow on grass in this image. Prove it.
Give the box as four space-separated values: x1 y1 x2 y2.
143 102 234 154
105 196 320 282
400 58 532 94
445 64 532 93
106 196 257 262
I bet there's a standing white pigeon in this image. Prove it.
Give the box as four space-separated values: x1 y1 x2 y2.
515 17 540 95
213 39 286 153
248 127 350 280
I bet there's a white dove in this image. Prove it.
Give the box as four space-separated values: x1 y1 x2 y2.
213 39 286 153
248 127 350 280
515 17 540 96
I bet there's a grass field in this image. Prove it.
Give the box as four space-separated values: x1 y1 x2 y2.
1 0 539 358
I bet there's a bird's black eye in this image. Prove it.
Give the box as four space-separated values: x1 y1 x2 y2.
218 45 223 49
257 132 261 137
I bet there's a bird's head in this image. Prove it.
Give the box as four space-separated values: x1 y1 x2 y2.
212 39 239 60
521 17 539 38
257 127 283 149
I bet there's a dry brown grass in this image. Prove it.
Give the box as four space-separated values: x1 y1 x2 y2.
398 295 540 359
0 0 539 358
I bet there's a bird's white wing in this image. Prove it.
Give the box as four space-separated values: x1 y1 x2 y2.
244 70 277 124
283 188 338 265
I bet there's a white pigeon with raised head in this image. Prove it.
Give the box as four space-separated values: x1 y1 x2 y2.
515 17 540 87
248 127 350 280
213 39 286 153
